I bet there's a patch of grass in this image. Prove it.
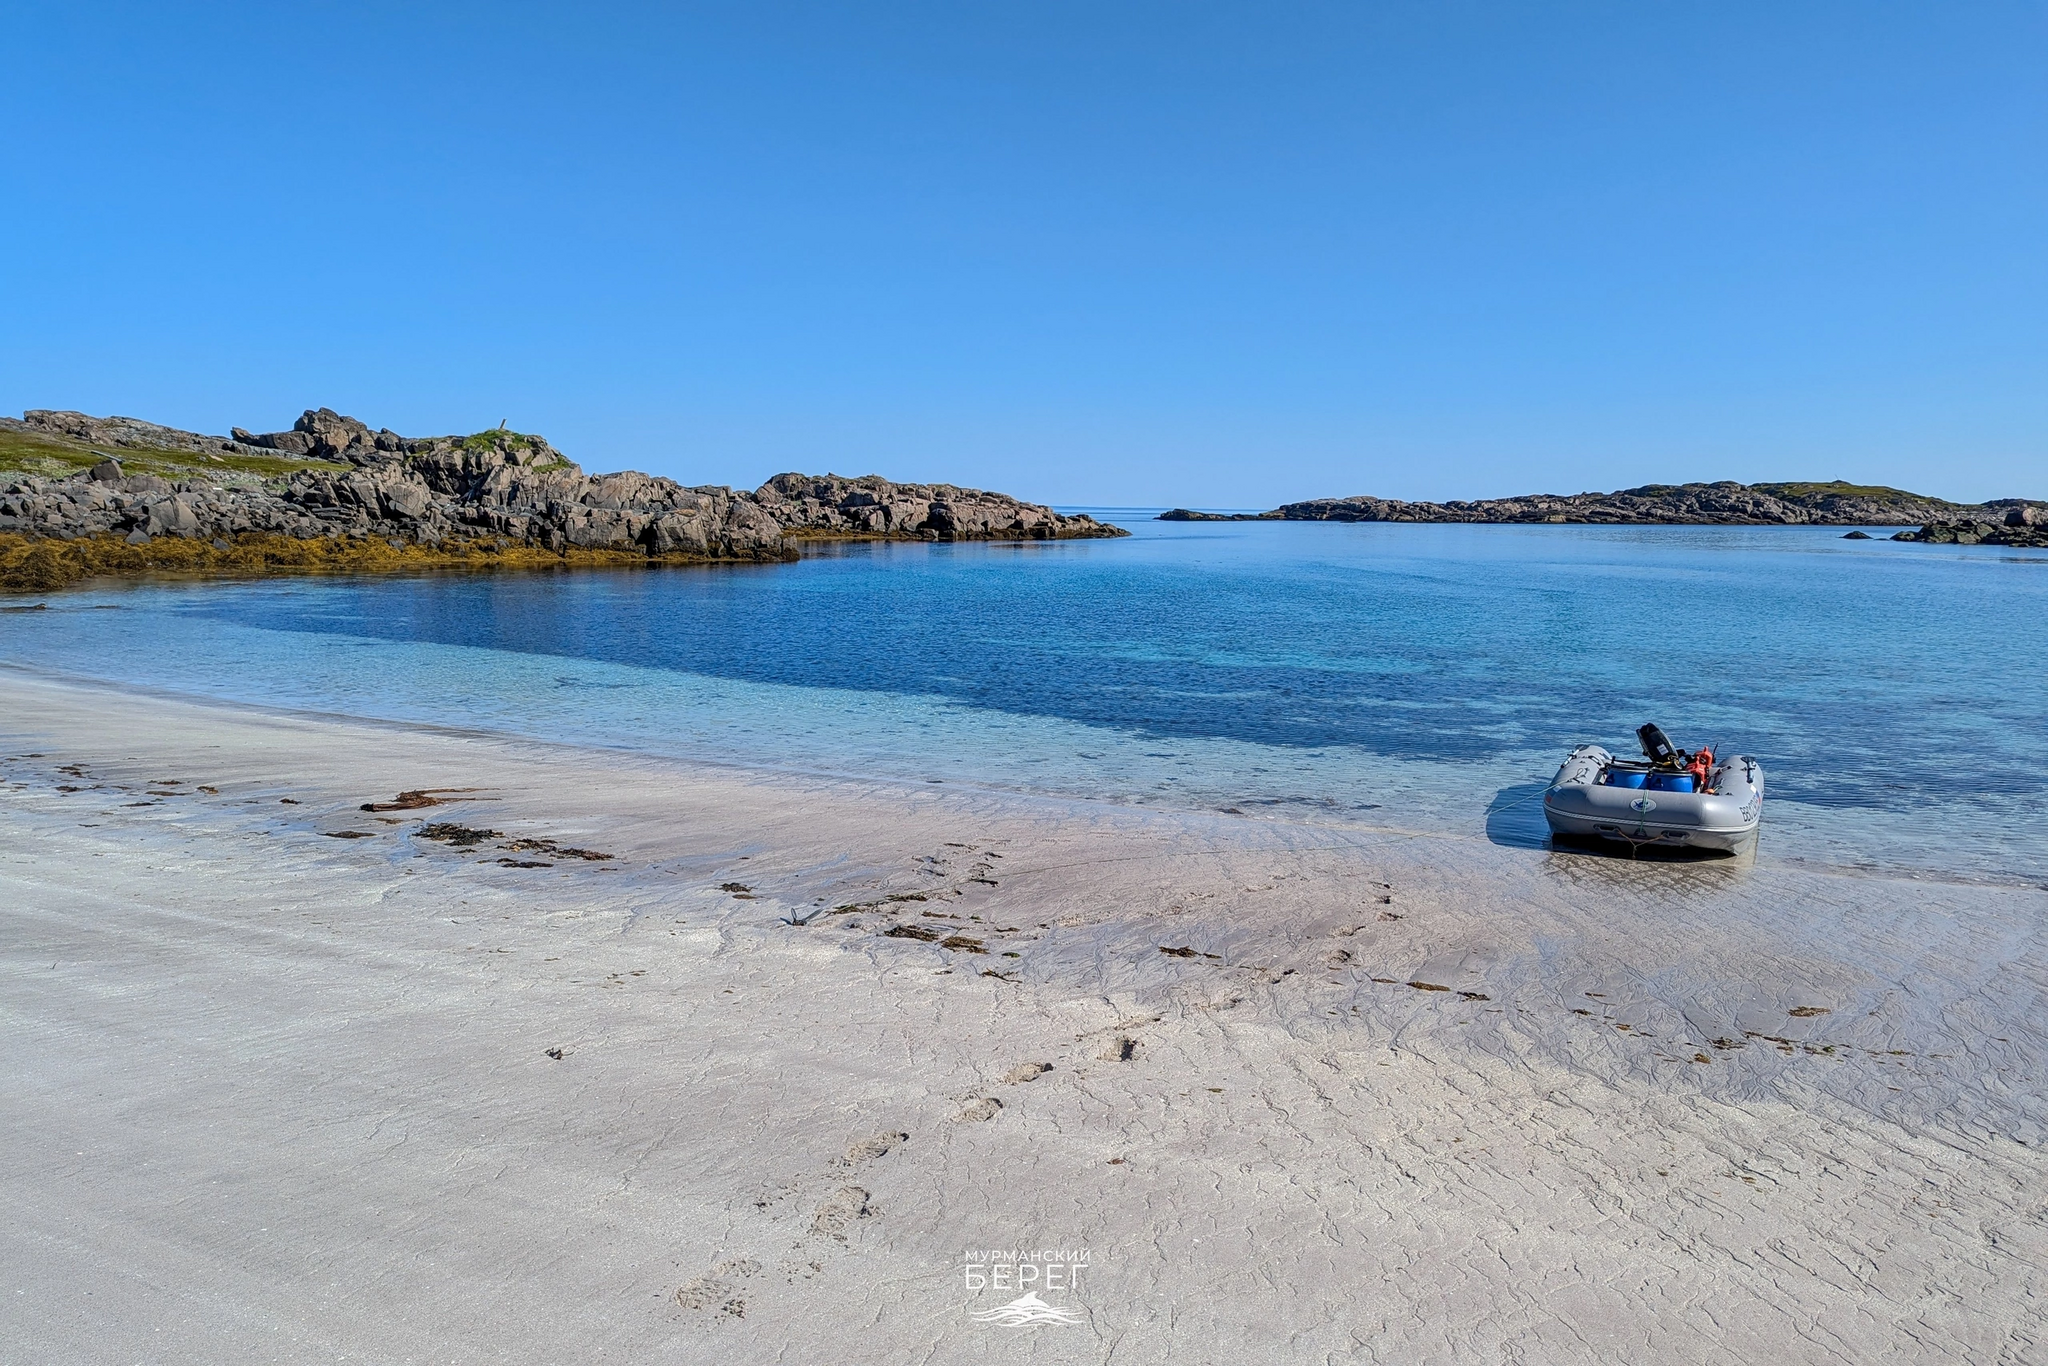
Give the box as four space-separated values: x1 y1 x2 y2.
202 450 351 480
1753 480 1958 506
0 531 794 595
460 427 540 454
0 426 343 484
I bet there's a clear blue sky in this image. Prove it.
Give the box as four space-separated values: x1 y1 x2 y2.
4 3 2042 506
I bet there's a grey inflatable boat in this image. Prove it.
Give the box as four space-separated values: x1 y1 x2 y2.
1543 723 1763 853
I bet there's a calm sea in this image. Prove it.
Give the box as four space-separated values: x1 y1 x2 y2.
5 516 2044 885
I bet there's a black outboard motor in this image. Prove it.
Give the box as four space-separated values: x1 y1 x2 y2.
1637 722 1682 770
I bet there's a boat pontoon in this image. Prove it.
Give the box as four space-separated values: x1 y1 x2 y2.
1543 723 1763 853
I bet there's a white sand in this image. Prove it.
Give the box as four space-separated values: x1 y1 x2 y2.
1 670 2042 1364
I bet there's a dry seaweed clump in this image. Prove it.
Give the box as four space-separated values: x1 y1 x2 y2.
415 823 504 847
0 531 755 595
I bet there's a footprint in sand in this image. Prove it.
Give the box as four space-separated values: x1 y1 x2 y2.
1001 1062 1051 1084
955 1097 1004 1122
674 1258 762 1318
839 1132 909 1165
809 1186 877 1240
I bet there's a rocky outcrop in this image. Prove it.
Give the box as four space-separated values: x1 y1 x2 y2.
6 408 280 460
1170 480 2021 527
756 473 1113 541
0 408 1123 569
230 407 409 462
1893 504 2048 547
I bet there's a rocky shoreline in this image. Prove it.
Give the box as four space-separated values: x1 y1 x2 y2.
0 408 1124 592
1889 513 2047 547
1161 479 2043 531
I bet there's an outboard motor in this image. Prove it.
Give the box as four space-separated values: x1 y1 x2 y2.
1637 722 1682 770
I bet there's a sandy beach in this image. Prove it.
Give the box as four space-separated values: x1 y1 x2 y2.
1 668 2042 1364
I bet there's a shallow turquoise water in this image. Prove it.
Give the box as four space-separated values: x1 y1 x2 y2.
5 517 2044 883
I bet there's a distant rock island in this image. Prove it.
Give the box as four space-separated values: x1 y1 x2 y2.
1160 479 2046 544
0 408 1124 592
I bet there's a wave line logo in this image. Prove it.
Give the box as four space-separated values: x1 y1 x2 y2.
964 1246 1089 1328
972 1292 1082 1327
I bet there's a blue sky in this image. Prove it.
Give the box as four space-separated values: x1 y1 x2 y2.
3 2 2042 506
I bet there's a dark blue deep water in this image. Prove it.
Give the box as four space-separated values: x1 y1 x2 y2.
5 516 2044 882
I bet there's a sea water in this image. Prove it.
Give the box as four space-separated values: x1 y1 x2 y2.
4 517 2043 885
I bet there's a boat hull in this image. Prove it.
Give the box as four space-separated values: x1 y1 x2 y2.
1542 745 1764 853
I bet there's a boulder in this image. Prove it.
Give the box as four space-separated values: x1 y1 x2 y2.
379 481 431 521
235 408 384 463
560 507 643 549
646 509 712 556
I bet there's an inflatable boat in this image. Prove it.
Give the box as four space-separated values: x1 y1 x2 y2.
1543 723 1763 853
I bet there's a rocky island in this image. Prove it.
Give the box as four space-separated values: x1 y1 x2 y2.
1888 510 2047 547
1162 479 2045 541
0 408 1124 593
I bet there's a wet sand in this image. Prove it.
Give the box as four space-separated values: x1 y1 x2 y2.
1 670 2042 1364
